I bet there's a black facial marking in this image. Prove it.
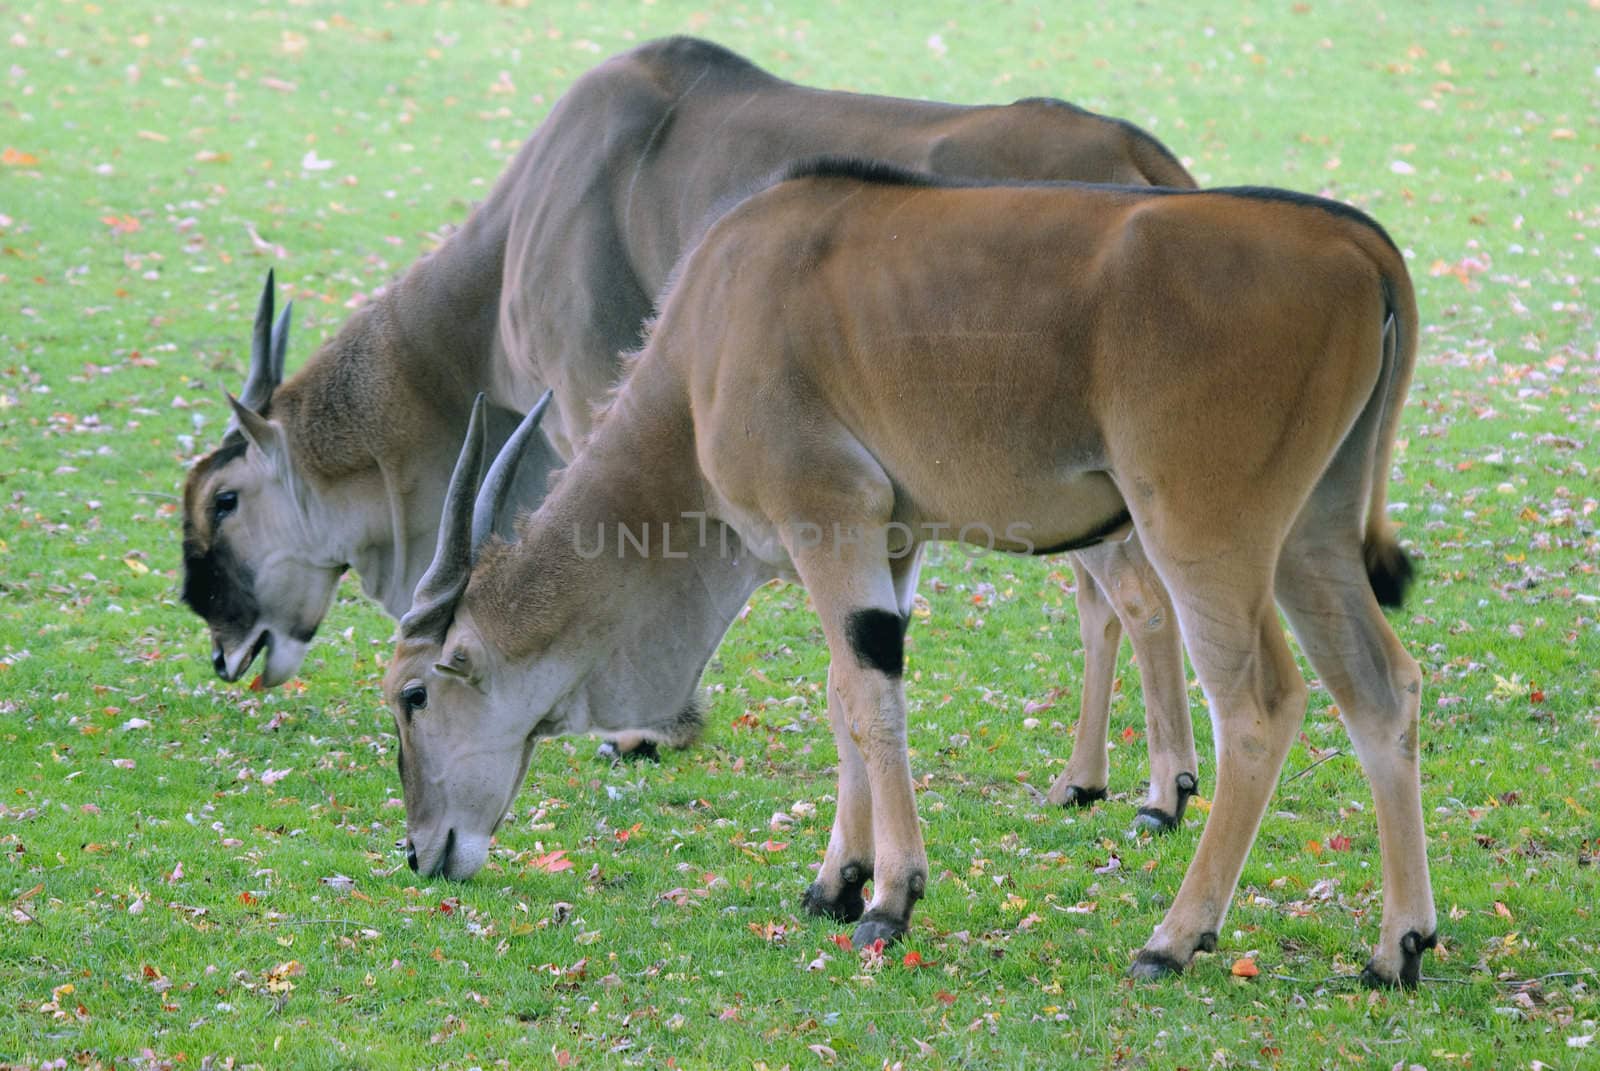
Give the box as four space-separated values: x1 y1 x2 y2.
289 622 319 645
180 530 260 636
209 435 250 469
846 608 906 678
180 434 258 635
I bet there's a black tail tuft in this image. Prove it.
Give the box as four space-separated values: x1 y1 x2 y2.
1365 540 1415 609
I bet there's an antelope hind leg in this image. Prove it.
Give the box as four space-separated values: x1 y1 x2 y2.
1130 601 1308 978
1276 544 1435 988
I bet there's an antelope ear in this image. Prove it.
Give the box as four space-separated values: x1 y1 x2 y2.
224 392 288 465
433 636 481 684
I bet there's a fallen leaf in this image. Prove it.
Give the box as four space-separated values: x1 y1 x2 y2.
1231 957 1260 978
531 849 573 873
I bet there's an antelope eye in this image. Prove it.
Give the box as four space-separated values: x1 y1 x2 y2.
213 490 239 521
400 684 428 715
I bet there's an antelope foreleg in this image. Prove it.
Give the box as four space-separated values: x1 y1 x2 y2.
1048 560 1117 808
802 665 875 923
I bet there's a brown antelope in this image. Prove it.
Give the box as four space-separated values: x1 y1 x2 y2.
384 159 1434 987
180 36 1200 825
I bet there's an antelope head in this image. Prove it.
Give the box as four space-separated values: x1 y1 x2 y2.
384 391 558 880
181 272 341 687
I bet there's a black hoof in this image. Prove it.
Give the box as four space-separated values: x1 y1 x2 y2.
1128 948 1187 981
595 738 660 763
1056 785 1108 808
1132 807 1179 833
851 911 907 949
801 863 870 923
1132 772 1199 835
1360 930 1437 990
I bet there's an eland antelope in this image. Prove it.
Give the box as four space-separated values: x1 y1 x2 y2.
384 158 1434 987
180 35 1199 820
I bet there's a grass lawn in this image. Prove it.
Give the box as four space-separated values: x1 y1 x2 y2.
1 1 1596 1067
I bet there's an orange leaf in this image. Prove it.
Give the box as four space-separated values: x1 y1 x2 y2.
2 147 39 166
828 933 853 951
532 849 573 873
1230 956 1260 978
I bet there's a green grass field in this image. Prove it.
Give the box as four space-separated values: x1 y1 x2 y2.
2 1 1596 1067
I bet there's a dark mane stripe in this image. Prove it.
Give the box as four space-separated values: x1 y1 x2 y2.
775 157 1399 255
778 155 965 189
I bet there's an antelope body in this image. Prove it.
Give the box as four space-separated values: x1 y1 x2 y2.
181 36 1200 820
385 160 1435 987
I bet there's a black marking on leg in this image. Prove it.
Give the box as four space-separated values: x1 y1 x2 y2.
1057 785 1108 809
1195 931 1218 954
1360 929 1437 990
1366 541 1415 608
1127 948 1187 980
801 861 871 923
846 608 905 678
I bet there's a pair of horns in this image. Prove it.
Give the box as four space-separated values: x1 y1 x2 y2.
239 270 293 414
400 390 554 641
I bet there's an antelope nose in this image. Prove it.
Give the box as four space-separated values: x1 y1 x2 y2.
211 644 227 677
405 840 419 872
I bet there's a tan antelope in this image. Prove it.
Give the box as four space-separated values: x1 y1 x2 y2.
384 159 1435 987
180 36 1200 825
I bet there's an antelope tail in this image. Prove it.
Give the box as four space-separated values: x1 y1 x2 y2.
1362 274 1420 608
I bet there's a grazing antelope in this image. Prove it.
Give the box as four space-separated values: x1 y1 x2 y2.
179 35 1198 820
385 159 1434 987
